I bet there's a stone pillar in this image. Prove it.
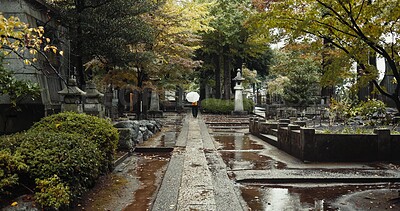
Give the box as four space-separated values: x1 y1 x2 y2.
374 128 391 161
176 86 184 112
84 81 105 117
249 117 254 133
58 77 86 113
301 128 316 162
232 69 248 115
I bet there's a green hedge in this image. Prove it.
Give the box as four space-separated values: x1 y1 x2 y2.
201 98 254 114
0 149 28 195
0 112 119 209
30 112 119 171
18 131 102 196
0 131 102 209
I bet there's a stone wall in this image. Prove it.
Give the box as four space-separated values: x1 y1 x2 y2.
114 119 162 152
250 117 400 162
0 0 69 134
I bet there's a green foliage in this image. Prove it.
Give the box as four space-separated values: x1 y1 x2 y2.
0 149 28 195
318 127 375 135
0 131 103 208
30 112 119 171
327 98 353 122
201 98 233 114
327 98 387 125
353 99 386 119
201 98 254 114
34 175 71 209
17 131 102 198
243 98 255 112
258 0 400 112
0 56 40 106
0 111 119 209
269 47 321 108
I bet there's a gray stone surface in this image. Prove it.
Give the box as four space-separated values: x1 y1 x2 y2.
234 169 400 183
117 128 135 151
152 113 243 211
151 152 185 211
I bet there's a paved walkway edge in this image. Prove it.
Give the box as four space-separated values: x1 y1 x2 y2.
151 153 185 211
200 114 244 210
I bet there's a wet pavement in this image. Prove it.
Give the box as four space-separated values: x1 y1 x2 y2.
77 112 400 211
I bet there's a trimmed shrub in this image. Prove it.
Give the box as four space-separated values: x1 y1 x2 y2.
243 98 255 113
16 131 102 199
35 175 71 209
30 112 119 171
201 98 254 114
0 149 28 195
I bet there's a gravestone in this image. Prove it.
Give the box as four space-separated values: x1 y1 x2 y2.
148 89 163 117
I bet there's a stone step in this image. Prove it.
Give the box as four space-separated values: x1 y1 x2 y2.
235 169 400 183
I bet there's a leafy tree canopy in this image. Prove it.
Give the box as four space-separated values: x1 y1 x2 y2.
257 0 400 111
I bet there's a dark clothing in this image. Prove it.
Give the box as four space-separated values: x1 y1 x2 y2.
192 102 198 117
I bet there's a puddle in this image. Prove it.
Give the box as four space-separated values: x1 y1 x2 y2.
161 131 177 147
124 152 170 211
214 134 264 150
240 184 400 211
220 151 286 170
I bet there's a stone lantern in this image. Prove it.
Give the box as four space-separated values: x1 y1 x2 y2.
84 81 105 117
58 77 86 113
232 69 248 115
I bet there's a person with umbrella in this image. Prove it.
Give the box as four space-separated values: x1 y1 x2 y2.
186 92 199 118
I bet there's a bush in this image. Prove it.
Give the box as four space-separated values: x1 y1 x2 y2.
0 149 28 195
201 98 254 114
16 131 102 199
35 175 71 209
0 131 103 208
30 112 119 171
353 98 386 118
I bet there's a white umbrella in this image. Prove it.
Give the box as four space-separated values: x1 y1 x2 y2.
186 92 200 102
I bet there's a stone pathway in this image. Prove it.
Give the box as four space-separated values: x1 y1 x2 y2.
152 113 243 211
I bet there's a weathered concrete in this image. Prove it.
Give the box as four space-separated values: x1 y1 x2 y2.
152 112 243 211
235 169 400 183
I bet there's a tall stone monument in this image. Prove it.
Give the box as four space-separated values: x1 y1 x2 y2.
148 77 163 117
232 69 248 115
148 89 163 117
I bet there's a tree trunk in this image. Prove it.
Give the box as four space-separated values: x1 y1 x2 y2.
214 53 221 99
75 0 86 88
223 46 231 100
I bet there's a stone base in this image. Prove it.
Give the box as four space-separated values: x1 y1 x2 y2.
148 110 163 118
231 110 248 116
61 104 84 113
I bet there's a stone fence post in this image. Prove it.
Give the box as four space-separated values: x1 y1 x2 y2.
300 128 316 162
374 128 391 161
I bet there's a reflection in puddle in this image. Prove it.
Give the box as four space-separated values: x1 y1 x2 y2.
124 152 170 211
214 134 264 150
220 151 286 170
240 184 400 211
161 131 177 147
241 186 300 210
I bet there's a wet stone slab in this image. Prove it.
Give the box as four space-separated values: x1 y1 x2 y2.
219 151 287 171
234 169 400 183
213 134 265 150
240 184 400 211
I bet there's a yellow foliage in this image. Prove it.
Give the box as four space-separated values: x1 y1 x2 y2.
0 14 60 64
